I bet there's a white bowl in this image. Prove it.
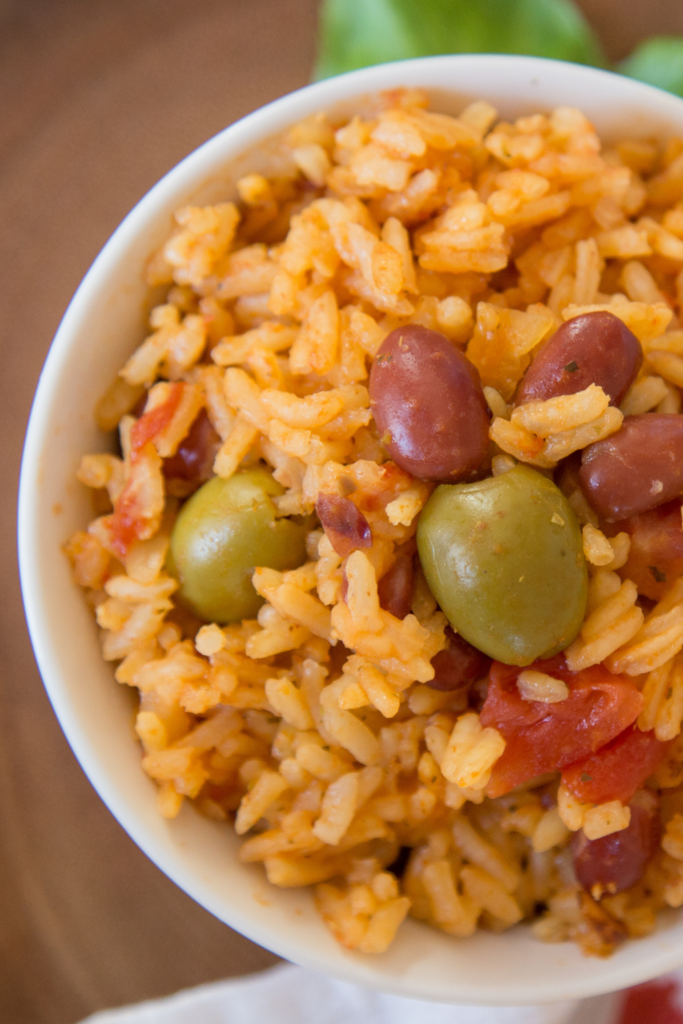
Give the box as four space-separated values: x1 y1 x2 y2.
18 54 683 1005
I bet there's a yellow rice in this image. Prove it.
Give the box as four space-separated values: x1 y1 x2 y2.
65 90 683 957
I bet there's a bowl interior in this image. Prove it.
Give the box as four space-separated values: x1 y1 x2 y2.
19 54 683 1004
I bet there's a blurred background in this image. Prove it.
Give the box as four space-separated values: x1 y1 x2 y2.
3 1 683 1022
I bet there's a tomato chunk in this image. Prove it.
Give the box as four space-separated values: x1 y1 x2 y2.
613 500 683 600
480 656 644 797
130 382 184 459
561 724 671 805
107 383 185 556
106 485 146 556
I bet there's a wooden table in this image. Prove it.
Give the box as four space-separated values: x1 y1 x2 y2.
2 1 683 1021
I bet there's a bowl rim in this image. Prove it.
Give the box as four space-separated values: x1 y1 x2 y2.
18 53 683 1006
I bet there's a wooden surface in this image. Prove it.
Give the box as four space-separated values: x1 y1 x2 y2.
3 2 683 1022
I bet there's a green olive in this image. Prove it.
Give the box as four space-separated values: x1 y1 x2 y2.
167 467 308 624
416 465 588 666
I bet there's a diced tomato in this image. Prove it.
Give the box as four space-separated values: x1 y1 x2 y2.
480 656 644 798
561 724 671 805
106 476 149 557
106 384 185 556
129 382 184 462
613 500 683 600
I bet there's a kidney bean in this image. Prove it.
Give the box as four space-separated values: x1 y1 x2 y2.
163 409 220 490
428 626 492 692
131 392 149 418
378 553 414 619
515 312 642 407
580 415 683 521
316 493 372 557
614 500 683 600
572 789 660 899
369 324 490 482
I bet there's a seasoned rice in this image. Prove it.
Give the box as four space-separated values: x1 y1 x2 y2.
65 90 683 957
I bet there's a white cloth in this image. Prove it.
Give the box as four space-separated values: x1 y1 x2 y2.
79 963 619 1024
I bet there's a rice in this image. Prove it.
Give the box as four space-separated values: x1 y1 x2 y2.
65 89 683 958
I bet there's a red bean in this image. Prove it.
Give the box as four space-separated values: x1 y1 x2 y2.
131 393 149 418
428 626 492 692
614 500 683 600
369 325 490 482
377 553 414 620
515 311 642 407
316 493 372 557
163 410 220 490
580 414 683 521
571 789 660 899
